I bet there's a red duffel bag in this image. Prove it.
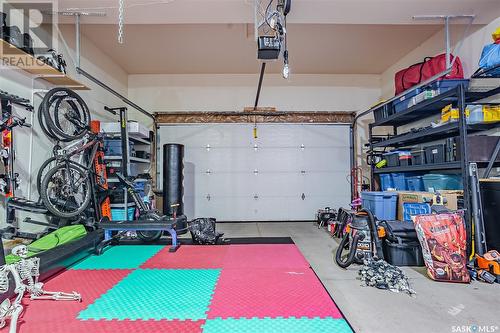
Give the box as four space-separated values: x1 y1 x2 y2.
395 53 464 95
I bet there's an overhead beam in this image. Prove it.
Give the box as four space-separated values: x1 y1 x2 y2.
154 111 355 124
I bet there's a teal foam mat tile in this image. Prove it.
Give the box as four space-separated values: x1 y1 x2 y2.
202 317 353 333
71 246 164 270
78 269 221 320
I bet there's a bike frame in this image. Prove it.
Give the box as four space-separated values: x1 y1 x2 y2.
48 132 106 220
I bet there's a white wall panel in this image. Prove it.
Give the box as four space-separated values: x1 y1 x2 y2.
158 124 350 221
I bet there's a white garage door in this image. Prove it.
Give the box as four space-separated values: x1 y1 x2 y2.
157 124 351 221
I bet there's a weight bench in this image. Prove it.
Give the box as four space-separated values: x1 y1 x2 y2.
96 220 180 255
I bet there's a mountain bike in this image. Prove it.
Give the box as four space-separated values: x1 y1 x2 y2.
38 132 106 218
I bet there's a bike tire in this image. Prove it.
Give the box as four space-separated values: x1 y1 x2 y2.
37 99 60 141
44 89 90 141
40 162 92 218
41 88 91 141
36 156 58 197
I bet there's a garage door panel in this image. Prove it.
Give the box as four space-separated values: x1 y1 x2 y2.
207 173 257 196
256 125 296 147
253 172 303 197
205 147 257 172
301 148 350 172
158 124 350 221
302 172 351 197
201 195 258 221
255 148 303 172
253 196 297 220
299 125 350 147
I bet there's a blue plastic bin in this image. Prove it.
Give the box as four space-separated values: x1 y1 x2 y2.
422 174 462 192
429 79 469 94
111 207 136 221
391 173 408 191
379 174 394 191
393 88 422 113
403 202 431 221
361 191 398 220
104 139 135 156
406 176 426 191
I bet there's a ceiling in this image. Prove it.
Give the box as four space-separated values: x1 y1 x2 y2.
56 0 500 25
65 0 499 75
81 23 443 75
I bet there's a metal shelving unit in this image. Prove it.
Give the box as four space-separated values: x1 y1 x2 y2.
101 109 154 221
368 82 500 253
372 122 500 148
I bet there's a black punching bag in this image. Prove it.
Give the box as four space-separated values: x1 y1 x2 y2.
163 144 184 217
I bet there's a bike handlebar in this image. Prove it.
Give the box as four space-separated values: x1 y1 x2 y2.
0 117 31 131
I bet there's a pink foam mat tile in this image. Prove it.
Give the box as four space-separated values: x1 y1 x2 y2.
207 267 343 319
141 245 228 269
17 269 132 333
222 244 311 269
19 319 205 333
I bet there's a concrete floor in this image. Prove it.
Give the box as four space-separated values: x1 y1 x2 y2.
217 222 499 333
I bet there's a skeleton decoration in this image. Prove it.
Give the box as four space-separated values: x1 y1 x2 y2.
0 245 81 333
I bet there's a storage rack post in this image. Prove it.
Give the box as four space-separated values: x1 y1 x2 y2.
457 84 471 246
369 123 375 191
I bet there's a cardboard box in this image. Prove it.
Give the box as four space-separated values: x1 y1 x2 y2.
436 190 463 211
397 190 463 220
397 191 434 221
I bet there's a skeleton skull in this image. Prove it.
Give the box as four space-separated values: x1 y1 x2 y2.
11 245 28 259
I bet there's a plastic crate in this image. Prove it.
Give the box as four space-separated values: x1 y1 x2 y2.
361 191 398 220
383 151 401 167
111 207 136 221
406 176 426 191
403 202 431 221
399 151 412 167
424 144 445 164
134 180 151 198
374 105 393 122
393 88 422 113
104 139 135 156
429 79 470 94
412 150 425 165
383 239 425 267
379 174 393 191
391 173 408 191
422 174 463 192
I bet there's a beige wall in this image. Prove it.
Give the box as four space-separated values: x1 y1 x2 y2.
128 74 381 113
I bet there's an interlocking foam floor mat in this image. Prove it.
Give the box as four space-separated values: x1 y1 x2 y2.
19 244 353 333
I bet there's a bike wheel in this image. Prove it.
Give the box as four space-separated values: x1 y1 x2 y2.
36 156 58 197
41 88 91 141
37 99 61 141
40 163 92 218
